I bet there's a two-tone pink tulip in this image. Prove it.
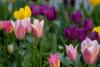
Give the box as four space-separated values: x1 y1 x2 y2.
22 18 32 33
31 18 44 38
66 44 78 62
11 20 25 40
81 37 100 64
48 53 60 67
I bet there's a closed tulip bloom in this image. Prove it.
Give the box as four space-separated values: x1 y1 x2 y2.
30 4 40 15
71 11 82 24
3 20 13 33
64 25 77 40
48 53 60 67
66 44 78 62
31 18 44 38
8 44 14 54
76 28 87 41
39 4 48 15
11 20 25 40
81 37 100 64
88 32 99 40
44 7 56 20
82 18 94 32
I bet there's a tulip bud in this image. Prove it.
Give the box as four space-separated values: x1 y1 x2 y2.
39 4 48 15
44 7 56 20
8 44 14 54
71 11 82 24
30 4 40 15
64 25 77 40
82 18 94 32
48 53 60 67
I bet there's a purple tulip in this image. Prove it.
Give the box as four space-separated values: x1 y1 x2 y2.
39 4 48 15
44 7 56 20
71 11 82 24
30 4 40 15
82 18 94 32
64 25 77 40
88 32 99 40
76 28 87 41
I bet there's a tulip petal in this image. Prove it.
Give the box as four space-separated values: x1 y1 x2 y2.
13 11 20 19
25 5 31 17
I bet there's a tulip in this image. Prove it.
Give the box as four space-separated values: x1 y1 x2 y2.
81 37 100 64
88 32 99 40
93 26 100 37
3 20 13 33
13 5 31 20
71 11 82 24
64 25 77 40
8 44 14 54
31 18 44 38
39 4 48 15
0 21 4 30
30 4 40 15
82 18 94 32
44 7 56 20
90 0 100 7
11 20 25 40
22 18 32 33
48 53 60 67
76 28 87 41
66 44 78 62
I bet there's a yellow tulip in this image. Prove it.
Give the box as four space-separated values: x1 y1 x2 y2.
93 26 100 36
90 0 100 7
13 5 31 20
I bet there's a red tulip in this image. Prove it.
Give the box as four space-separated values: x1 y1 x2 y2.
3 20 13 33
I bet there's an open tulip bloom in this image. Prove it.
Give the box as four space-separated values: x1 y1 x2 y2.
66 44 78 62
81 37 100 64
31 18 44 38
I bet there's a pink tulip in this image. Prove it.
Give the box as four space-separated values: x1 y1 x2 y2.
0 21 4 30
11 20 25 40
81 37 100 64
3 20 13 33
31 18 44 38
48 53 60 67
22 18 32 33
66 44 78 62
